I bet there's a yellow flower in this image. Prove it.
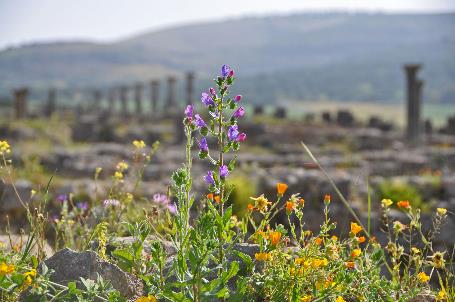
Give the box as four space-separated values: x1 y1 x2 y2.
336 297 346 302
250 194 271 212
0 140 11 155
436 290 446 300
255 252 271 261
22 269 36 286
417 272 430 283
331 235 338 241
0 262 15 275
381 199 393 207
411 247 421 255
300 295 312 302
268 231 282 246
30 189 37 197
351 249 361 258
311 258 328 268
277 183 288 196
345 261 355 269
393 221 406 233
350 222 362 235
436 208 447 216
135 296 156 302
114 171 124 180
314 237 323 246
430 252 445 268
132 140 146 149
116 161 129 171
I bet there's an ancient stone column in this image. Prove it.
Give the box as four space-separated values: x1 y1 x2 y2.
404 64 422 143
150 80 159 115
166 76 177 112
134 83 143 115
13 88 28 119
119 86 128 114
186 72 195 105
44 88 56 117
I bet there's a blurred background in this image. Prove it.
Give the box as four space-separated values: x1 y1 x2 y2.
0 0 454 249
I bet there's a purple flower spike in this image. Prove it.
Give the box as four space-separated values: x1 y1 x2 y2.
76 201 89 211
204 170 215 185
184 105 193 117
221 65 232 78
233 107 245 118
194 114 206 128
198 137 208 152
219 165 229 178
234 95 242 102
228 125 239 141
237 133 247 142
201 92 214 106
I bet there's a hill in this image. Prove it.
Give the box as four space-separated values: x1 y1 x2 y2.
0 12 454 104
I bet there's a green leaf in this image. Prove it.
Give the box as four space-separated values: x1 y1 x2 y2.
200 127 208 136
234 251 253 273
223 206 233 225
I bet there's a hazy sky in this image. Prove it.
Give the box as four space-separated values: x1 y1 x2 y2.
1 0 454 49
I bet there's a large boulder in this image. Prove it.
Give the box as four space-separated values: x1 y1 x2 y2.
34 248 144 301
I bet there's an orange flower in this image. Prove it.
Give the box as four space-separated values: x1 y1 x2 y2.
350 222 362 235
324 194 331 205
298 198 305 207
207 193 214 199
269 231 282 246
247 203 254 211
286 201 295 213
345 261 355 269
397 200 410 209
357 236 366 243
277 183 288 196
214 196 221 204
314 237 323 246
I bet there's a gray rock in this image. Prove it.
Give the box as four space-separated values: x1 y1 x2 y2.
0 234 53 258
40 248 144 301
0 179 32 211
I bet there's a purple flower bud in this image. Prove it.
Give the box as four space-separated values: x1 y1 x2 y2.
209 87 216 96
184 105 193 117
201 92 214 106
194 114 206 128
221 65 232 78
234 95 242 102
76 201 89 211
237 133 247 142
219 165 229 178
153 193 169 204
233 107 245 118
198 137 208 152
227 125 239 141
167 203 177 214
204 170 215 185
228 70 234 77
57 194 67 202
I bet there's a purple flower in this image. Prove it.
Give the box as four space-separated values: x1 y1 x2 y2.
234 95 242 102
221 65 232 78
209 87 216 96
103 199 120 207
153 193 169 204
204 170 215 185
57 194 67 202
76 201 89 211
209 109 219 119
227 125 239 141
198 137 208 152
167 203 177 214
201 92 214 106
219 165 229 178
184 105 193 117
237 133 247 142
194 114 206 128
233 107 245 118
